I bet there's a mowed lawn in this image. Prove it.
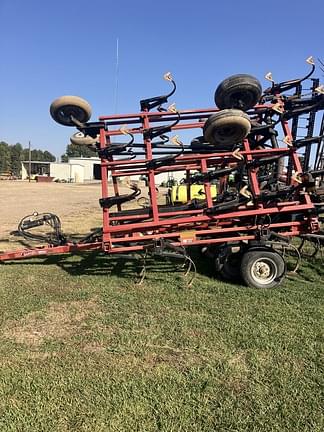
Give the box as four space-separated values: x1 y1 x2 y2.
0 247 323 431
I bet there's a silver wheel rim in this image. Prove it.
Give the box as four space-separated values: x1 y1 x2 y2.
250 257 277 285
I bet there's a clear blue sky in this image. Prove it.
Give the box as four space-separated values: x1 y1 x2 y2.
0 0 323 158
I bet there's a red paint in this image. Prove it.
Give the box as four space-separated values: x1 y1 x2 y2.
0 103 318 262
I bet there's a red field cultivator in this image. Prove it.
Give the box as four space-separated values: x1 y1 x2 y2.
1 58 324 288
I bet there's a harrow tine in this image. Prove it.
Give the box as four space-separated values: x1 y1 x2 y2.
184 255 197 287
136 250 148 285
184 255 192 276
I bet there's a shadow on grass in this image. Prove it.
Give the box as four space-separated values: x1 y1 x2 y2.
1 246 218 284
294 255 324 282
2 242 322 286
59 249 218 284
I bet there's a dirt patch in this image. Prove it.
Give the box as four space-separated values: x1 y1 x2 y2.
82 342 106 354
0 182 102 243
228 352 249 374
0 181 167 251
225 352 249 393
3 298 101 347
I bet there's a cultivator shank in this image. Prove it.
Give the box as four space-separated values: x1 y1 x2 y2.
1 59 324 288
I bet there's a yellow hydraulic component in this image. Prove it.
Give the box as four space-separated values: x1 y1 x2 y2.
170 184 217 204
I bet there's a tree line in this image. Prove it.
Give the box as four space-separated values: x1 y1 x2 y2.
0 140 97 177
0 141 56 176
61 143 95 162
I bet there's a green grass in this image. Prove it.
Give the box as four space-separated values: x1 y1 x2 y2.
0 251 323 431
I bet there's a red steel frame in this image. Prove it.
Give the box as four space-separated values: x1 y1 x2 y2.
0 105 318 262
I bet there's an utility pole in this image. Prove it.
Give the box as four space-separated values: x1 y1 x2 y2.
28 140 31 182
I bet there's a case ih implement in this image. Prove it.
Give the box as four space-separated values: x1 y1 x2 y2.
1 58 324 288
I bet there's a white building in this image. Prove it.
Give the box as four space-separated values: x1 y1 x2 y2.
21 157 101 183
50 162 85 183
68 157 101 181
21 157 185 184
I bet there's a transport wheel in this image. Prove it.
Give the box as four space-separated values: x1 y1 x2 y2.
50 95 92 126
203 109 251 147
70 132 98 146
215 74 262 111
240 250 286 288
218 250 242 281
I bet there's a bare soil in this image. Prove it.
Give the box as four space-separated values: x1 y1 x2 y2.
0 181 103 240
0 180 166 251
3 298 101 347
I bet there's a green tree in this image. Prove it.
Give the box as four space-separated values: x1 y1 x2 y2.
0 141 11 173
22 148 29 161
1 140 56 176
43 150 56 162
61 143 95 162
31 149 43 161
22 148 56 162
10 143 23 176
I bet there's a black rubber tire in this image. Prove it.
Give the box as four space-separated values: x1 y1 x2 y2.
215 74 262 111
240 250 286 288
70 132 98 146
50 95 92 126
218 251 243 281
203 109 251 147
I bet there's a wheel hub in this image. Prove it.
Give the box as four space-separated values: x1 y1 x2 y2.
251 258 277 284
254 262 271 279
